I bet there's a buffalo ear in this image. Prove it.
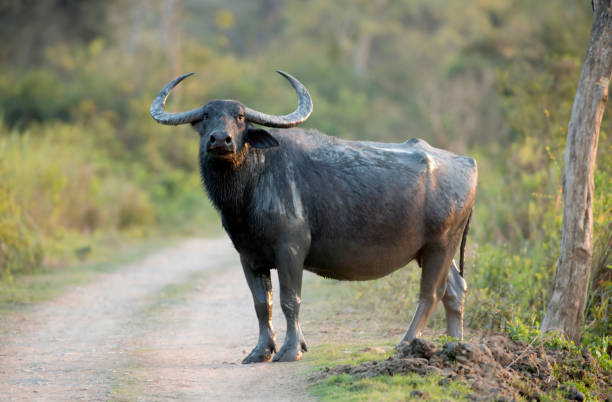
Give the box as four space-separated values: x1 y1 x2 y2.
190 120 204 133
246 128 280 149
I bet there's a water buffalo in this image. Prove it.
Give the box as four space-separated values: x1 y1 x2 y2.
150 71 477 363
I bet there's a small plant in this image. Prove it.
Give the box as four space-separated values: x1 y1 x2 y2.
507 316 541 343
434 334 460 348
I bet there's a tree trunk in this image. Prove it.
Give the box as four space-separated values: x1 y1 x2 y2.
541 0 612 342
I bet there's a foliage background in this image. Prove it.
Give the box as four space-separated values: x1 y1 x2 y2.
0 0 610 342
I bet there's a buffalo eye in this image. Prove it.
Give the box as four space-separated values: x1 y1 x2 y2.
202 113 209 121
237 114 244 122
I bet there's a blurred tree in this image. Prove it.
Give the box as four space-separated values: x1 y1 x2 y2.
0 0 115 66
158 0 183 79
541 0 612 342
353 0 389 78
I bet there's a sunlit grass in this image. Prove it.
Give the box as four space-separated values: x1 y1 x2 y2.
310 372 473 401
304 341 395 371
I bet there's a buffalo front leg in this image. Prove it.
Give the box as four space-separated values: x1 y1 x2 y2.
272 247 308 362
441 260 467 340
241 256 277 364
399 247 454 344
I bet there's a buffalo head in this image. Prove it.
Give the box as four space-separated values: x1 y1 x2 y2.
150 71 313 161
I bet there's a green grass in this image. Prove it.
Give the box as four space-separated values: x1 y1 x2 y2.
305 342 396 371
310 372 473 401
304 335 474 401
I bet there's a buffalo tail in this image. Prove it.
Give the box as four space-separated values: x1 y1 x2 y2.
459 209 472 277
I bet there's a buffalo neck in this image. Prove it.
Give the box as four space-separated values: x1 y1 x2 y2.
199 145 261 217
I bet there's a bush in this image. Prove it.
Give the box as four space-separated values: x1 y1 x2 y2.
0 177 43 279
117 183 156 229
0 121 161 271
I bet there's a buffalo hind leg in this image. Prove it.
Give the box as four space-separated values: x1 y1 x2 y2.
399 246 454 344
273 245 308 362
241 257 278 364
441 260 467 340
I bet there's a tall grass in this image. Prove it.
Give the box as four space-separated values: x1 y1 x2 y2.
0 120 217 279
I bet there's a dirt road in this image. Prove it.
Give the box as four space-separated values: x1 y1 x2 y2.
0 238 314 401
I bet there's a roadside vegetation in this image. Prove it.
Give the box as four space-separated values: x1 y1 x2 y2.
1 0 610 399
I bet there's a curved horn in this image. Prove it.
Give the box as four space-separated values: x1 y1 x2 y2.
244 70 313 128
150 73 203 125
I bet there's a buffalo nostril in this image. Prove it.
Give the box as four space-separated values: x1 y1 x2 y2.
225 137 232 144
210 136 216 143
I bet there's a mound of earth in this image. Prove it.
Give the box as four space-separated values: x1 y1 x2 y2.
311 335 610 401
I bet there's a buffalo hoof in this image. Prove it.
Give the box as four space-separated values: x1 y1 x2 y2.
272 339 308 362
242 344 276 364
